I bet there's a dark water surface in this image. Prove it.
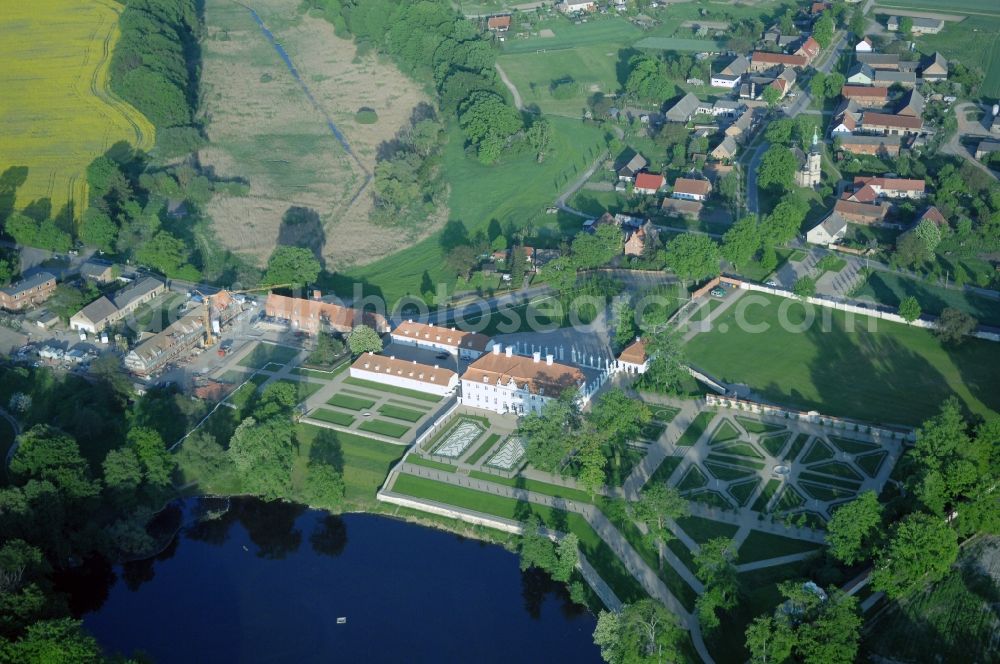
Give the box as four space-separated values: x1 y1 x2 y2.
69 498 601 663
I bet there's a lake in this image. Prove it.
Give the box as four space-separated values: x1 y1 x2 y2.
68 498 602 663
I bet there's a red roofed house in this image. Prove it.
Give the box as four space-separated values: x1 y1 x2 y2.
853 176 926 200
795 36 821 63
841 86 889 108
634 172 666 195
461 344 587 415
834 198 888 225
264 293 390 335
623 221 658 257
617 338 649 374
859 112 924 136
748 51 808 72
811 2 830 15
487 15 511 31
918 206 947 227
391 320 492 360
672 178 712 201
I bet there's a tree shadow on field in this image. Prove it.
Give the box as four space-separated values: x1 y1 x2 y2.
308 429 344 473
439 219 470 252
21 197 51 222
803 312 950 427
0 166 29 222
616 48 640 88
277 205 326 268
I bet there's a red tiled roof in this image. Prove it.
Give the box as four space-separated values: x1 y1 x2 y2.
860 112 923 129
851 184 879 203
798 36 820 59
264 294 389 332
835 199 886 219
634 172 665 190
842 85 889 99
353 353 456 387
618 338 647 365
854 176 926 192
751 51 808 67
487 15 511 29
919 206 947 226
462 351 584 395
811 2 830 14
391 321 491 352
834 112 857 130
673 178 712 196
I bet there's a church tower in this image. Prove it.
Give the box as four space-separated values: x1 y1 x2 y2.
795 128 822 188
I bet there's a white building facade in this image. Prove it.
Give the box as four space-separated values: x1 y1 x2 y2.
350 353 457 397
460 346 586 415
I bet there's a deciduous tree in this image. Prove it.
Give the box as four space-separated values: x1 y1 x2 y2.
264 246 321 287
722 215 761 269
347 325 384 356
898 296 921 323
871 512 959 599
664 233 720 284
228 417 294 501
826 491 883 564
934 307 977 345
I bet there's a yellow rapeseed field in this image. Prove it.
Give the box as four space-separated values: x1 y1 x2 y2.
0 0 155 221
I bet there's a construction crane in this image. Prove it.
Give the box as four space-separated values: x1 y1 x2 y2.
192 283 294 347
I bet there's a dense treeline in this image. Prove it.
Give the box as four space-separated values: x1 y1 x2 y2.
319 0 527 168
110 0 204 156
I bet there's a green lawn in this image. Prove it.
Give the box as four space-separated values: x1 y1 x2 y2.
338 117 606 304
828 435 878 455
737 530 825 564
750 479 781 512
908 13 1000 97
728 479 760 507
377 404 425 422
783 434 810 462
467 471 594 504
854 269 1000 327
342 377 443 403
734 417 786 435
675 515 740 544
676 411 714 446
465 433 501 465
327 393 376 411
704 460 756 481
677 465 708 491
309 408 355 427
237 343 300 369
407 455 458 473
802 439 835 464
685 293 1000 426
391 474 648 603
358 419 410 439
710 420 742 444
295 424 405 507
760 432 791 457
856 451 889 478
647 454 684 486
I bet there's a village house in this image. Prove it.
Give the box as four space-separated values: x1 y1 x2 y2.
79 261 115 284
838 134 902 157
725 107 756 142
486 15 510 32
671 178 712 201
975 139 1000 161
352 353 457 398
873 70 917 88
846 62 875 86
856 53 900 71
390 320 491 360
617 338 649 374
916 206 947 228
896 88 924 117
616 151 648 181
841 85 889 109
794 36 821 64
264 293 390 335
810 2 831 15
634 172 666 195
859 111 923 136
557 0 596 13
920 52 948 81
806 213 848 246
855 37 873 52
888 15 944 35
711 135 739 161
661 198 704 218
70 276 165 334
460 345 586 415
834 198 888 224
853 176 926 200
748 51 808 72
623 221 658 257
711 55 749 88
0 272 56 312
664 92 701 123
124 311 207 377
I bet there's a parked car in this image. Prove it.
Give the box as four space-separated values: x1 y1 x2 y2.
710 288 726 297
765 280 778 287
435 352 450 360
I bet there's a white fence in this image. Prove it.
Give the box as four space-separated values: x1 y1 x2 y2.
735 281 1000 342
705 393 915 442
